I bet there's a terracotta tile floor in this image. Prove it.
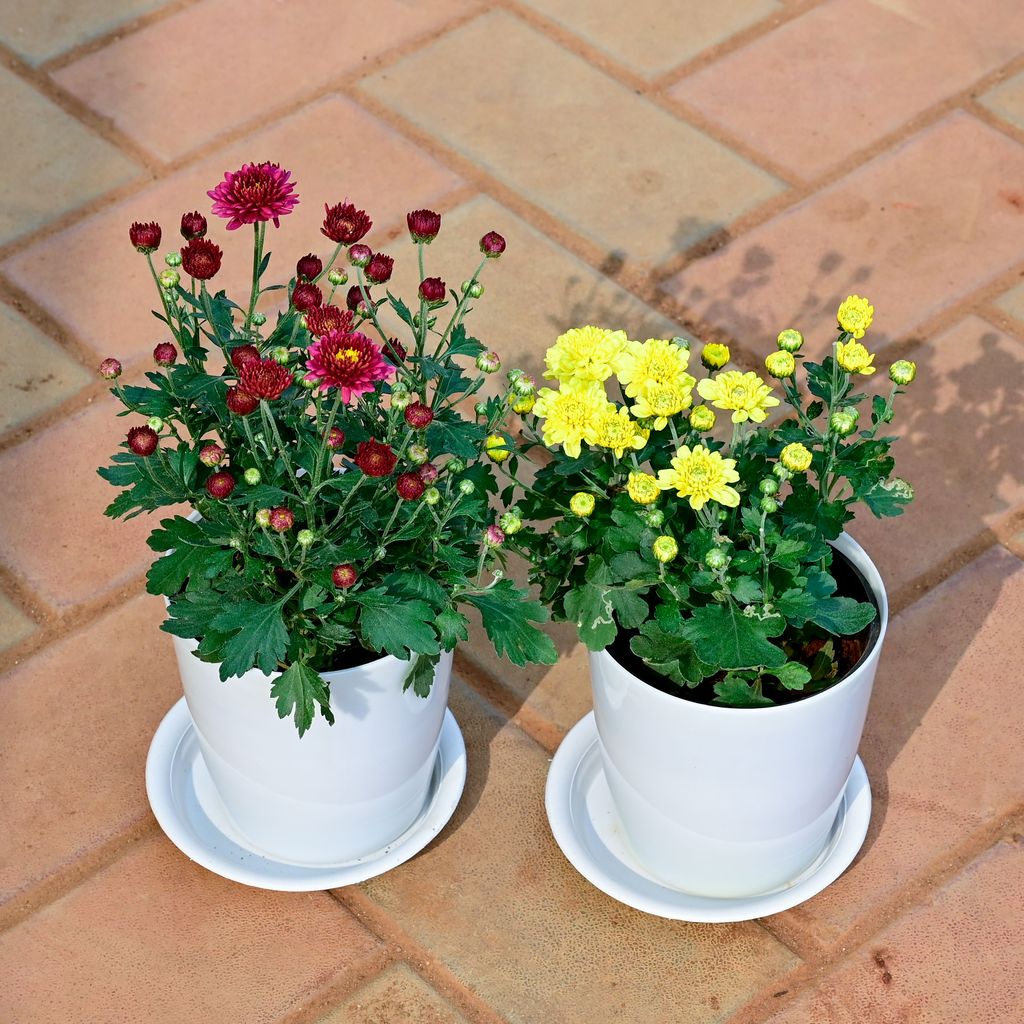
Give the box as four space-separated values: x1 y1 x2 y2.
1 2 1022 1020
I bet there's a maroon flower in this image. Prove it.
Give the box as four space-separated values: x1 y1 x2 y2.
322 201 372 245
226 386 259 416
180 211 207 240
332 563 358 589
181 237 223 280
129 221 161 253
418 462 439 484
229 344 261 370
296 253 322 280
346 285 371 314
127 425 158 456
269 506 295 532
396 471 426 501
99 358 122 380
305 304 353 338
199 443 225 467
303 329 393 402
291 280 323 312
418 277 446 302
326 427 345 450
206 471 236 499
208 162 300 230
355 439 397 478
480 230 506 257
348 244 372 268
153 342 178 366
384 338 407 364
404 402 434 430
365 253 393 285
239 357 294 400
407 209 441 244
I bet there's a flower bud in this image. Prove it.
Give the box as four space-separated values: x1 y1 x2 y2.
391 390 412 411
251 311 267 327
296 253 322 281
407 442 430 465
466 281 484 298
458 479 476 496
764 350 795 379
327 269 348 287
780 442 813 473
511 393 536 414
408 209 442 244
147 416 164 432
476 351 501 373
255 508 271 528
244 467 261 485
127 425 158 457
499 509 523 535
99 358 122 380
269 507 295 532
700 343 730 370
423 486 441 506
510 373 536 397
704 548 729 570
404 401 434 430
205 471 236 500
447 458 466 474
570 492 595 517
474 402 488 417
301 375 317 389
652 535 679 564
760 496 779 513
484 524 506 547
829 407 859 437
480 231 506 257
348 244 372 268
889 359 917 386
773 463 792 481
419 277 446 303
643 508 665 528
164 252 182 267
153 342 178 367
485 434 511 463
159 269 180 290
689 405 716 431
759 477 779 495
332 563 357 589
271 346 290 364
326 427 345 450
199 443 224 467
418 462 439 484
776 328 804 353
296 529 315 547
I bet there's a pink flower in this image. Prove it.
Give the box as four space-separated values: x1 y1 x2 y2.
304 329 394 403
207 162 299 230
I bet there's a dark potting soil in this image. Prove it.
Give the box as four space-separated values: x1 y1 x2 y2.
606 544 882 708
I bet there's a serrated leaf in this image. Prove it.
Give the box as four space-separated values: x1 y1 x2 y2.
446 324 485 359
384 571 448 610
768 661 812 691
679 603 787 670
387 291 415 327
211 599 290 679
403 652 439 697
270 661 335 737
609 588 648 629
358 598 440 660
730 575 762 605
713 674 774 708
777 569 876 635
629 621 711 688
435 607 469 649
564 578 617 650
465 579 557 667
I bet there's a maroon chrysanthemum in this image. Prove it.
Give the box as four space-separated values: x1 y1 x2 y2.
129 221 161 253
418 277 446 302
226 386 259 415
199 443 225 467
127 425 158 456
407 209 441 244
326 427 345 450
346 285 371 314
404 402 434 430
180 211 207 240
99 358 122 380
384 338 407 364
396 471 426 501
480 230 506 257
304 304 353 338
208 162 300 230
296 253 322 280
153 342 178 366
355 439 397 478
291 281 323 313
365 253 393 285
322 201 372 244
206 471 236 499
303 329 393 403
269 506 295 532
181 237 223 280
239 357 294 401
229 344 261 370
332 563 357 589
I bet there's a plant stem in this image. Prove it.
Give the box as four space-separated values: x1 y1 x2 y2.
244 222 265 333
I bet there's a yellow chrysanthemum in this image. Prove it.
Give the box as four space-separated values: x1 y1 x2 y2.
696 370 780 424
689 405 716 431
544 326 628 384
701 343 730 370
627 471 660 505
629 380 694 429
570 492 596 517
533 380 610 459
764 350 795 379
836 339 876 376
657 445 741 511
484 434 511 463
617 337 694 394
594 405 649 458
780 442 813 473
837 295 874 339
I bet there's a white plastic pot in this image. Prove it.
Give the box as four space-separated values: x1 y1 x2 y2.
170 634 453 865
589 533 887 898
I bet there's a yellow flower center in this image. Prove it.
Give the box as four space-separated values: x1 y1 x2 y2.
334 347 360 365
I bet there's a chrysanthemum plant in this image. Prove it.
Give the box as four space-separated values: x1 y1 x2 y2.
101 162 556 734
510 298 916 707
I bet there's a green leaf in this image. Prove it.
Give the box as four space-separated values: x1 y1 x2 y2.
403 652 439 697
465 579 557 667
713 674 774 708
270 661 335 737
679 603 787 670
629 621 711 688
387 291 415 327
862 476 914 518
425 417 485 460
145 516 234 595
563 562 617 650
359 598 440 660
435 607 469 650
768 662 812 691
730 576 762 605
609 588 648 629
384 571 448 610
211 599 290 679
446 324 485 359
777 570 877 635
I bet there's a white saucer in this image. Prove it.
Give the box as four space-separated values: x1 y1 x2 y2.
545 712 871 922
146 697 467 891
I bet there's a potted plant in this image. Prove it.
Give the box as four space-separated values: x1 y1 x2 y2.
100 162 556 865
510 301 916 898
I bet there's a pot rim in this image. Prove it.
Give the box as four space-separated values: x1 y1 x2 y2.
594 532 888 718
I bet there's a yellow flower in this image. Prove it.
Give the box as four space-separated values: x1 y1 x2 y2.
652 535 679 563
696 370 779 424
776 329 804 353
837 295 874 339
617 338 693 394
533 380 610 458
780 442 812 472
764 350 795 379
545 326 628 384
889 359 916 386
657 444 741 511
627 471 660 505
570 492 596 517
701 343 730 370
689 405 716 431
629 380 694 429
836 339 876 376
511 393 536 414
484 434 511 463
595 405 649 458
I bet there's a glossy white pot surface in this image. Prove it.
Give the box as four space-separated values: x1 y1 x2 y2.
590 533 887 898
171 635 452 865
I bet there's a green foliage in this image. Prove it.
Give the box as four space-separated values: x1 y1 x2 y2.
465 579 558 667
